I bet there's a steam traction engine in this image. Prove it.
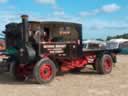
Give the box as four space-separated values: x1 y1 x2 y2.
0 15 119 84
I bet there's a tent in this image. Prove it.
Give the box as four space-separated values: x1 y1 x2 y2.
107 38 128 54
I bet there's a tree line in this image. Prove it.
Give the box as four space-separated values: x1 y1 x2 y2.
106 33 128 40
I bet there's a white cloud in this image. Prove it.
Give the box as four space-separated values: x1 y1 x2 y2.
35 0 56 4
83 19 128 39
53 11 65 16
80 9 99 16
52 5 63 11
101 4 120 13
0 11 18 29
0 8 45 36
89 20 128 30
80 3 121 17
0 0 8 3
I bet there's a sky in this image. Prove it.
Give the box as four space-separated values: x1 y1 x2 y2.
0 0 128 39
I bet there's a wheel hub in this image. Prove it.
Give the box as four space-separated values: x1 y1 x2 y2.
104 58 112 72
40 64 52 80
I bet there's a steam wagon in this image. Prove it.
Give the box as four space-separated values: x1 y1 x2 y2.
0 15 119 84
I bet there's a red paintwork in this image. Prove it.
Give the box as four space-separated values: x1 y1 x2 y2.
60 53 97 72
39 64 52 80
40 54 50 58
104 57 112 72
16 64 34 78
86 55 96 64
60 57 88 72
16 65 25 79
40 53 97 72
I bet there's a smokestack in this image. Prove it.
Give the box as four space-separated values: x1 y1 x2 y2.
21 15 29 42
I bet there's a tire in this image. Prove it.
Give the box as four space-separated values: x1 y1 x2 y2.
10 62 26 81
33 58 57 84
96 54 113 74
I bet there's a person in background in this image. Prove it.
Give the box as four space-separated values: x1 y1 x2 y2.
41 28 50 42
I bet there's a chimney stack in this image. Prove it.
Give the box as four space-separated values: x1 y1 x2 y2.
21 15 29 42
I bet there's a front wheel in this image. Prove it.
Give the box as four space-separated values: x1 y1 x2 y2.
33 58 57 84
96 54 113 74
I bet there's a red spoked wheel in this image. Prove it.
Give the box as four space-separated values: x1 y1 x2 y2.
39 64 53 81
34 58 57 84
96 54 113 74
103 57 112 73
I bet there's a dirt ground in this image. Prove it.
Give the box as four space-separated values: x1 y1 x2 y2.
0 55 127 96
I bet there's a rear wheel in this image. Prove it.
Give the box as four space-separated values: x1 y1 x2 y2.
33 58 57 84
96 54 113 74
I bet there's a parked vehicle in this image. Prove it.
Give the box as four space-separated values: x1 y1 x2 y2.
107 39 128 54
83 40 106 50
0 15 120 84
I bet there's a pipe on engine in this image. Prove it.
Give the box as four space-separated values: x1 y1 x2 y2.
21 15 29 42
